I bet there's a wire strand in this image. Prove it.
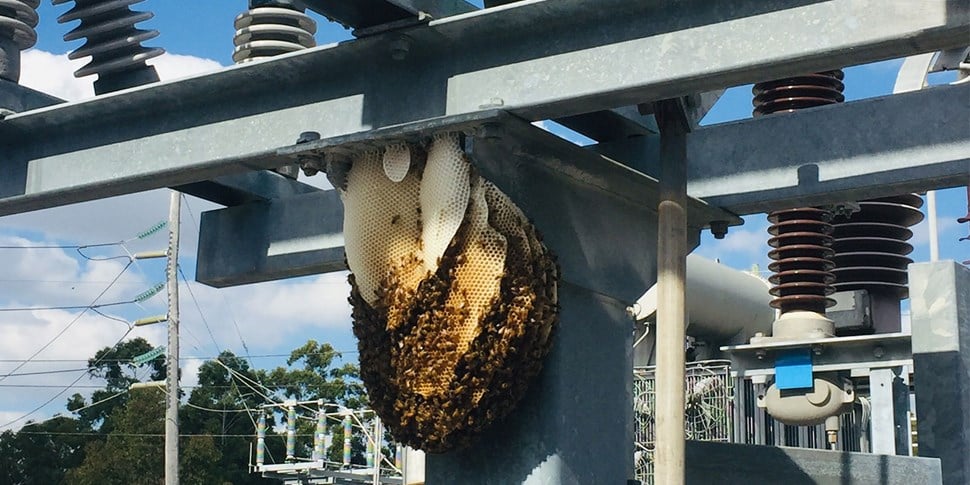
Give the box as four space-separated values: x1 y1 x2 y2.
181 194 256 368
0 260 133 382
177 264 222 355
0 326 135 429
0 351 358 363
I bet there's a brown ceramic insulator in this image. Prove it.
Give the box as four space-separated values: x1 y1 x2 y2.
831 194 924 299
752 71 845 117
767 208 836 314
756 71 845 315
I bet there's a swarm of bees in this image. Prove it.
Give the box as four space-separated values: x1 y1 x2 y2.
337 132 559 452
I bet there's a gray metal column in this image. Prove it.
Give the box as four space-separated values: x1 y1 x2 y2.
423 117 704 483
869 367 910 455
426 284 635 483
910 261 970 484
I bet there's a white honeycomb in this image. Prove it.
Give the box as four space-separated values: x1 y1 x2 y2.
419 133 471 274
382 143 411 183
341 150 424 306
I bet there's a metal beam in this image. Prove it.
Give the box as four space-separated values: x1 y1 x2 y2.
197 114 736 290
0 0 966 216
174 171 320 206
196 189 346 287
0 78 320 208
0 80 63 113
594 83 970 215
301 0 476 31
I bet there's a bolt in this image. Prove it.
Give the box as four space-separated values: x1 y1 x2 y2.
710 220 729 239
812 344 824 356
297 131 321 144
756 349 767 360
295 132 323 176
625 306 637 320
873 346 885 359
389 36 411 61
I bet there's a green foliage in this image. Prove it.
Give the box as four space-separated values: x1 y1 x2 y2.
0 417 92 485
66 390 166 485
256 340 366 408
1 338 365 484
69 337 167 431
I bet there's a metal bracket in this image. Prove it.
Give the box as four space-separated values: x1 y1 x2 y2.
721 333 913 378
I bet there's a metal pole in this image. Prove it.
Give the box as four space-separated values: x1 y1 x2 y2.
927 190 940 261
165 190 181 485
373 417 382 485
653 99 690 485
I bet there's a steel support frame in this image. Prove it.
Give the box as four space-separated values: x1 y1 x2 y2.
0 0 967 217
593 83 970 215
721 333 914 379
193 82 969 286
910 261 970 485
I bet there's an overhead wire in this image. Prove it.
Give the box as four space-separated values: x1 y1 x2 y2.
2 368 90 377
0 350 359 363
0 241 125 250
0 325 135 429
181 194 254 366
0 299 135 312
0 259 134 382
177 264 222 355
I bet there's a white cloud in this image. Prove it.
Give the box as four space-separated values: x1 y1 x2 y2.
20 49 224 102
148 52 223 82
19 50 92 101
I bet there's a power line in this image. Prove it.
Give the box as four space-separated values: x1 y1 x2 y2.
0 382 350 390
0 351 359 363
1 326 135 430
0 299 135 312
181 195 256 367
177 265 221 355
16 431 278 438
2 368 89 377
0 260 133 382
0 242 124 250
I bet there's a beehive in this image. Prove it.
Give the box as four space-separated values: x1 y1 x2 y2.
340 132 559 452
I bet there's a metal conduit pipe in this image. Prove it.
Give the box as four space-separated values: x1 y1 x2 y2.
634 254 774 346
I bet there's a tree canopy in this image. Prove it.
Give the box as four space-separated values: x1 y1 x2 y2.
0 338 366 484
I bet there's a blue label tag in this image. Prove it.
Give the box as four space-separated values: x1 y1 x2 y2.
775 349 813 390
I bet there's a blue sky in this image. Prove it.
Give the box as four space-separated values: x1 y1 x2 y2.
0 2 967 429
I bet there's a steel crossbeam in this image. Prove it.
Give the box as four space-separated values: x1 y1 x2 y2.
0 0 967 216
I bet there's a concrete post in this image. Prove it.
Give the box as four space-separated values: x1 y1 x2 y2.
910 261 970 484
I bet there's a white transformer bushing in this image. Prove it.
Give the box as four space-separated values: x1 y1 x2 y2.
634 254 775 345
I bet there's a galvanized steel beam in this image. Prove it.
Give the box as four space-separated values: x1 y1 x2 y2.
174 171 321 207
0 0 966 216
594 83 970 215
197 114 735 290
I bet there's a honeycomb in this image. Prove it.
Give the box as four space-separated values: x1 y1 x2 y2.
382 143 411 182
340 133 559 452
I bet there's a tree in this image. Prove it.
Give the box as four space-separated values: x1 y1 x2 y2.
181 351 270 485
256 340 365 407
67 337 166 432
67 388 227 485
5 338 366 484
0 417 93 485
